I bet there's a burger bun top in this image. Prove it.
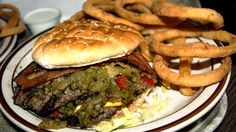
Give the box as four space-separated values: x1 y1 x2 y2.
32 19 142 69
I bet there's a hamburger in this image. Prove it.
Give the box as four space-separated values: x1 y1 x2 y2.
13 18 157 130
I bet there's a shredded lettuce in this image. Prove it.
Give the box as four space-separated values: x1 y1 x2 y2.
93 108 141 132
160 84 169 93
94 88 171 132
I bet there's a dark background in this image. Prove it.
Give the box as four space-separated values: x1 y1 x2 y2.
200 0 236 34
200 1 236 132
200 0 236 64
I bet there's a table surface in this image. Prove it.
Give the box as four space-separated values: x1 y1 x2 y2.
215 65 236 132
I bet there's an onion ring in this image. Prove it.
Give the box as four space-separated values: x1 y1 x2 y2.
69 11 86 21
0 4 19 28
0 4 25 37
152 29 236 58
178 57 197 96
153 54 232 87
138 38 153 61
167 38 197 95
114 0 182 26
125 3 152 14
152 0 224 29
83 0 143 30
0 20 25 37
168 37 186 45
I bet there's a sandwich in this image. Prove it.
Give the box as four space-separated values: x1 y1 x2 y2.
13 18 157 130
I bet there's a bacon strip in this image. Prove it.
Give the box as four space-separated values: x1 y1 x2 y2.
126 50 157 76
14 51 156 90
14 63 77 89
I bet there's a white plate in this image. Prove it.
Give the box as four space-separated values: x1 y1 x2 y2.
0 30 231 132
187 93 227 132
0 18 17 63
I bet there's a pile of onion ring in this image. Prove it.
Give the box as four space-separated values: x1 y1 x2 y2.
71 0 236 96
152 0 224 29
0 4 25 37
151 28 235 95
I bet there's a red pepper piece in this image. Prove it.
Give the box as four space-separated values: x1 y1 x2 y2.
115 75 128 89
52 110 60 118
142 75 155 87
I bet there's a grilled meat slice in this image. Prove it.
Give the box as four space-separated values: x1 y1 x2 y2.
13 87 54 115
13 87 86 115
91 107 120 124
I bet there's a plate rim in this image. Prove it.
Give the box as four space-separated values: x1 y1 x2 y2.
0 33 45 132
152 74 229 131
0 17 17 63
0 31 230 132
